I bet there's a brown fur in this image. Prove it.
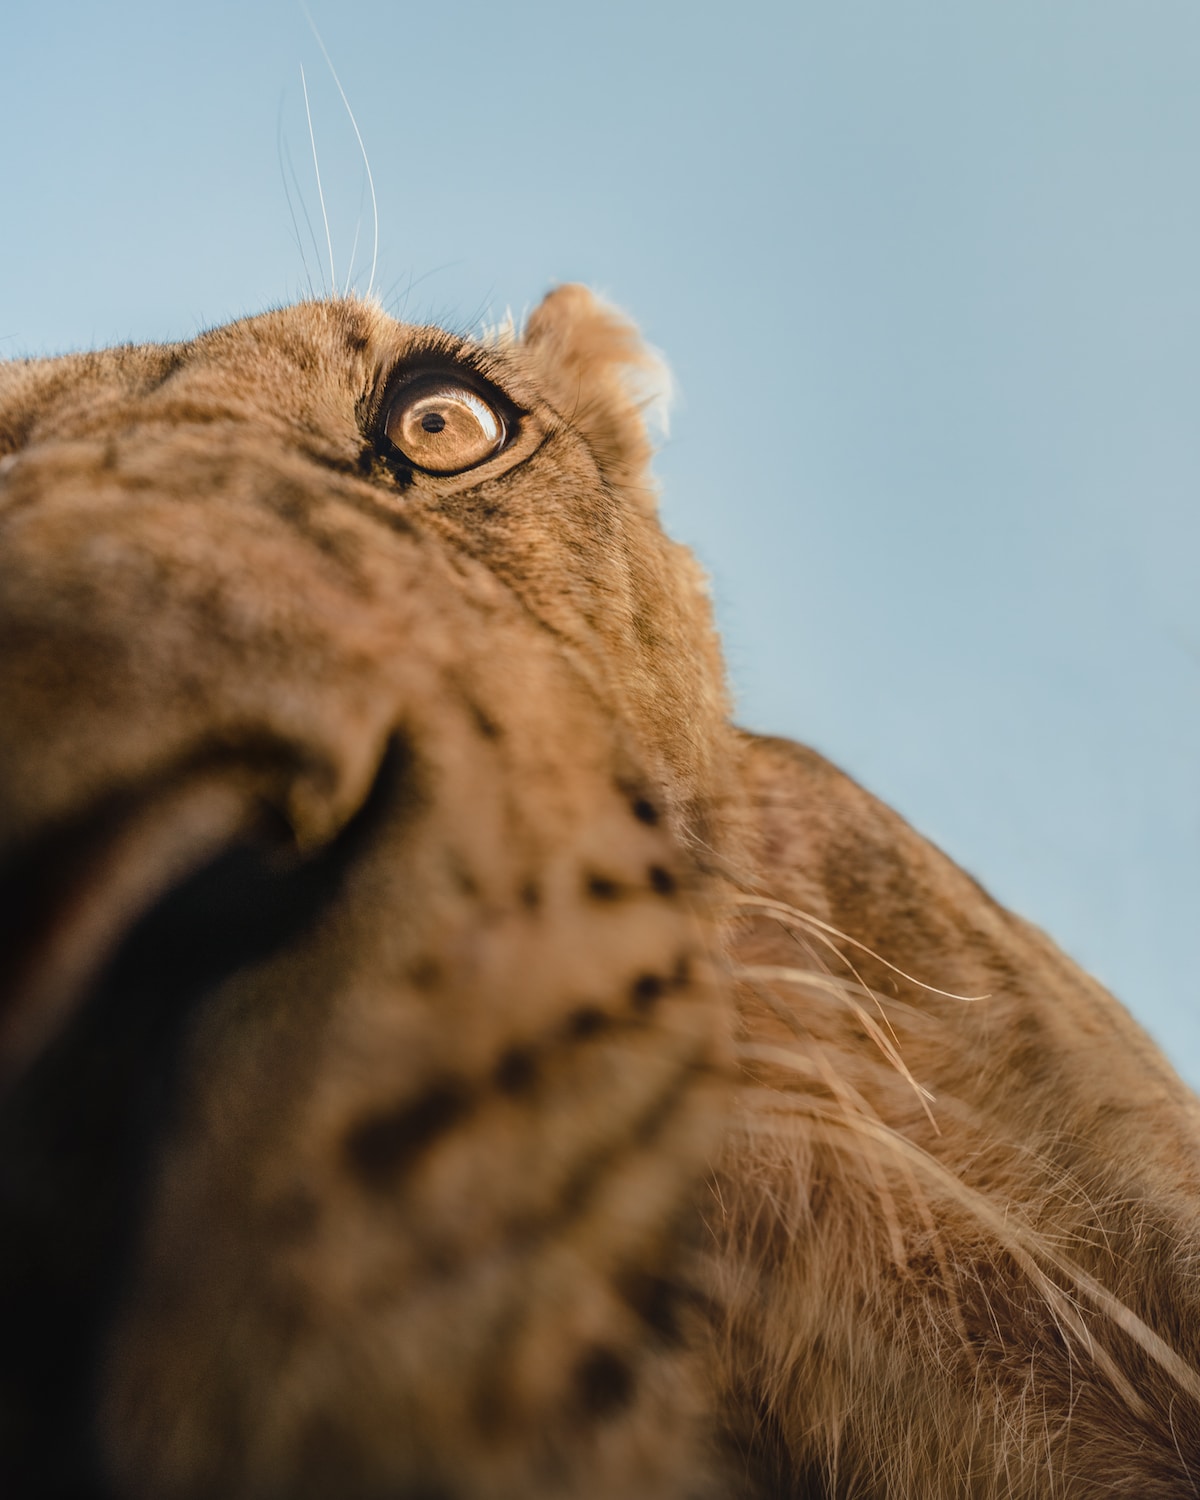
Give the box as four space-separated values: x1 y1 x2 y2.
0 289 1197 1498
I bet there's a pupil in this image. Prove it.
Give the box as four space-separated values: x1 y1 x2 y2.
420 411 447 434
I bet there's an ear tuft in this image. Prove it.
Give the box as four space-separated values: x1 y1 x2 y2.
520 286 672 510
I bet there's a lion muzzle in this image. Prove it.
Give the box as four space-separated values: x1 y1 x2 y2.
0 413 727 1499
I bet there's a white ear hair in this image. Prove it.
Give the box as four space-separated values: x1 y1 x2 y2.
476 308 518 349
520 285 674 512
626 335 674 443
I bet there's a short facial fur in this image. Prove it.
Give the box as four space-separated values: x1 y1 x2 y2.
1 289 1199 1499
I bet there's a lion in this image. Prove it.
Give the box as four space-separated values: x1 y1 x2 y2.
0 286 1197 1499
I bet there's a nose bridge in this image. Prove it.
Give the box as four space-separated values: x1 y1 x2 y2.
0 425 412 850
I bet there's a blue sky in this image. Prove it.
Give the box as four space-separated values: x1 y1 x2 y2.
4 0 1200 1081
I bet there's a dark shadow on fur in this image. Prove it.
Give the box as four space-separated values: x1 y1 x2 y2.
0 736 412 1498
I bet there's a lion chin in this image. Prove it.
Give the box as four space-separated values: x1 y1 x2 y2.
0 287 1197 1499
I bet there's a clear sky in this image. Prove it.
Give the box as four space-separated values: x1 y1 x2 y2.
3 0 1199 1082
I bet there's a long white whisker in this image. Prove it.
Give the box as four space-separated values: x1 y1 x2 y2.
282 132 328 302
300 62 336 297
345 213 362 298
301 1 379 300
276 94 315 299
344 162 369 297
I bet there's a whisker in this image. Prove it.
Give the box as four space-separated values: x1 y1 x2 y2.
279 123 327 300
302 0 379 300
732 1040 967 1341
345 205 363 298
733 894 989 1003
771 916 913 1073
276 92 315 300
735 967 940 1252
300 62 336 297
736 962 937 1113
737 1089 1200 1415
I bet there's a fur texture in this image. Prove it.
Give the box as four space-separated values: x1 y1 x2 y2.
0 289 1197 1498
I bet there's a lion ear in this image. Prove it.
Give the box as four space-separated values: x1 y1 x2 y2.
520 285 671 511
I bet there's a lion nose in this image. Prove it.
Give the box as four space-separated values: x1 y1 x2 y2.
0 773 262 1085
0 735 409 1090
0 737 410 1498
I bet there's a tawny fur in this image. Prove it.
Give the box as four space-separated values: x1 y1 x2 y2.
0 290 1197 1499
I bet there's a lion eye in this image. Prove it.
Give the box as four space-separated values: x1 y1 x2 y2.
383 379 506 474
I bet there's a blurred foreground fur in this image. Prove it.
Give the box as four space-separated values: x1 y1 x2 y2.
0 287 1198 1497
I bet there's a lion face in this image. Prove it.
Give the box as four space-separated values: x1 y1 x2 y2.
0 291 737 1498
9 283 1200 1500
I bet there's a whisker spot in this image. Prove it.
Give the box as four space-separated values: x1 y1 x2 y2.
631 796 659 826
630 973 665 1012
566 1006 610 1039
344 1081 472 1187
494 1045 538 1094
572 1346 636 1419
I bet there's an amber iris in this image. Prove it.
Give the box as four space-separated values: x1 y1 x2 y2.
383 379 506 474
